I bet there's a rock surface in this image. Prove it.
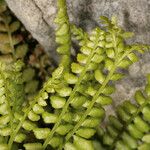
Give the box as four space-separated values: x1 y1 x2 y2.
5 0 150 111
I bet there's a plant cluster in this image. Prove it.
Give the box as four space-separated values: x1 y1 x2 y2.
0 0 149 150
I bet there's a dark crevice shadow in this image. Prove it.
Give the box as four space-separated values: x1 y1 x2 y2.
123 10 150 34
72 0 99 53
71 0 95 54
123 10 137 32
77 0 99 29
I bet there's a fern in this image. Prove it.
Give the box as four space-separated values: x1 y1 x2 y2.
0 1 53 149
17 1 150 150
97 74 150 150
0 0 150 150
0 0 54 94
0 60 25 149
71 24 88 46
0 0 38 96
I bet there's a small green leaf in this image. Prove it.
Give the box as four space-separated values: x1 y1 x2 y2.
56 86 72 97
82 118 100 128
22 68 35 82
89 107 105 118
56 23 69 36
71 95 86 109
127 53 138 62
122 132 137 149
138 143 150 150
121 32 134 39
117 106 130 122
57 44 70 54
23 143 43 150
33 128 51 139
94 69 105 84
106 48 115 58
118 59 132 68
15 44 28 58
123 101 137 114
73 135 94 150
22 121 37 131
56 34 70 44
52 66 64 79
0 144 8 150
50 95 66 109
32 104 44 114
105 58 114 71
14 133 26 143
0 127 11 136
96 95 112 106
111 73 124 81
135 90 146 105
64 73 78 84
56 124 73 135
76 128 96 139
49 136 63 148
80 46 92 55
142 106 150 121
42 112 58 123
10 21 20 32
103 134 113 145
28 111 40 121
71 63 84 74
108 116 123 130
77 53 88 64
64 143 76 150
127 124 143 139
142 134 150 143
134 116 149 133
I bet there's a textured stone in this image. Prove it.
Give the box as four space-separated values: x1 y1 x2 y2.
6 0 150 49
5 0 150 110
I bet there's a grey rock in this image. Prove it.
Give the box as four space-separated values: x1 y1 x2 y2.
5 0 54 51
6 0 150 49
5 0 150 109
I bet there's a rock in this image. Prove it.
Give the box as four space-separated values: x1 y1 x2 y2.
5 0 150 109
5 0 56 51
5 0 150 49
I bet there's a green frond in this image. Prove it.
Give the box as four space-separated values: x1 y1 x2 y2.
55 0 71 70
71 24 88 46
97 74 150 150
0 60 25 149
0 1 53 149
15 15 148 150
0 1 39 95
0 9 22 60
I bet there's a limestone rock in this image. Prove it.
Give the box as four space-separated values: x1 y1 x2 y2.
6 0 150 49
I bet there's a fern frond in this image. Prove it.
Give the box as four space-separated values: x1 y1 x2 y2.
71 24 88 46
0 2 23 61
0 1 54 95
20 15 148 150
55 0 71 70
0 0 39 96
61 18 149 149
97 74 150 150
13 4 149 150
0 1 53 149
0 60 25 150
